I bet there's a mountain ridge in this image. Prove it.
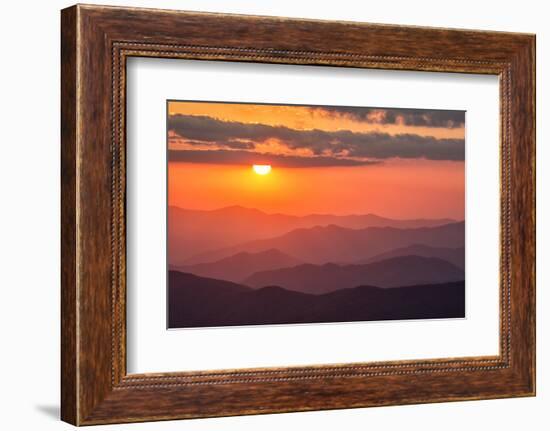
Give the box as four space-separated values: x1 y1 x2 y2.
363 244 465 269
169 205 458 264
168 270 465 328
243 255 464 294
173 248 303 283
171 204 458 223
184 221 465 265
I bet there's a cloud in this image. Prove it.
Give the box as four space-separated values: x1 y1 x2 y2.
314 107 465 128
175 138 256 150
168 114 465 165
168 149 379 168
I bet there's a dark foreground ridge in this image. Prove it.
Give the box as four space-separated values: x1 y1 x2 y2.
168 271 465 329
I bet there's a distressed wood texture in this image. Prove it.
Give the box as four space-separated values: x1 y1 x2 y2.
61 4 535 426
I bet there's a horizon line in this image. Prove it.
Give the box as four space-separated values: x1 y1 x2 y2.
168 204 463 222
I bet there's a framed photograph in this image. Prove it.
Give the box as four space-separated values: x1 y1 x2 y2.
61 4 536 425
165 100 467 329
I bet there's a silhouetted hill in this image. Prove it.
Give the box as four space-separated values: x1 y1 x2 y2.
169 205 455 264
186 221 465 265
243 255 464 294
175 249 303 282
168 270 465 328
168 271 252 326
362 244 465 269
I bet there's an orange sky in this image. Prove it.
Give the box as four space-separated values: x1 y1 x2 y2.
167 101 465 219
168 101 465 140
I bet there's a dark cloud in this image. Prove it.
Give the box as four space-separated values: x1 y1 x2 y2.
171 137 256 150
314 107 465 128
168 114 465 165
326 131 465 161
168 149 379 168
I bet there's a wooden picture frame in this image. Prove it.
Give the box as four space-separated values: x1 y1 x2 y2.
61 4 535 425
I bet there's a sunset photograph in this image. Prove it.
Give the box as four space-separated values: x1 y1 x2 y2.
166 100 466 328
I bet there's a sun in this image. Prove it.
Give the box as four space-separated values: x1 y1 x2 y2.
252 164 272 175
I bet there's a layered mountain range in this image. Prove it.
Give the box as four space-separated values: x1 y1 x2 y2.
168 205 465 328
168 271 465 328
169 205 456 264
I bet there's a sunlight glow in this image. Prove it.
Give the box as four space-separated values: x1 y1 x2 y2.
252 164 272 175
